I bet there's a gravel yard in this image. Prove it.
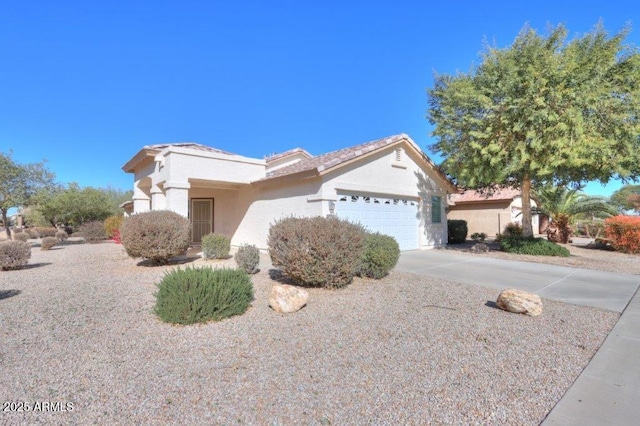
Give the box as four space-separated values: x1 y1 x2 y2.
0 242 621 424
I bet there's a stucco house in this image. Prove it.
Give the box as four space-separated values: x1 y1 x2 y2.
122 134 457 250
448 188 539 237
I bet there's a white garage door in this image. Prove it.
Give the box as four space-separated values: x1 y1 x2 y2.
336 194 419 250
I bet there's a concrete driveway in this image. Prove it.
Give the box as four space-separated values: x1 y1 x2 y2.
397 249 640 425
397 250 639 313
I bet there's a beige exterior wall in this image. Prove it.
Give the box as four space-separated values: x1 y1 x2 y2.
449 197 539 237
448 202 511 237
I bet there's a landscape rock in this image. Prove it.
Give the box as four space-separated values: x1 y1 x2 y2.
496 288 543 317
269 284 309 313
468 243 490 253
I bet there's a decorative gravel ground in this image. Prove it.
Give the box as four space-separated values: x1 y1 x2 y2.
0 242 619 424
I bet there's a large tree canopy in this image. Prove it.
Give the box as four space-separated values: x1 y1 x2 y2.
428 23 640 237
32 183 132 227
610 184 640 212
0 152 55 239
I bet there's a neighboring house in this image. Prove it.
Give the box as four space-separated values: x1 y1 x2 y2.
448 188 539 236
122 134 457 250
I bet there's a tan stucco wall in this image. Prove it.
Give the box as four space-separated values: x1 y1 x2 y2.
449 197 539 237
448 202 511 237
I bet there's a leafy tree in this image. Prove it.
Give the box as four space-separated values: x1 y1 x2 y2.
428 23 640 237
33 183 119 227
0 152 55 239
610 184 640 212
533 185 617 242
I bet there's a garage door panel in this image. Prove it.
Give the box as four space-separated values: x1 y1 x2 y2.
337 193 419 250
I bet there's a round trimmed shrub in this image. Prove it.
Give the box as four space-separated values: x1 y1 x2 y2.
447 219 468 244
120 210 191 265
76 221 107 243
41 236 57 251
56 230 68 242
0 240 31 270
154 267 254 325
360 232 400 279
34 227 57 237
202 233 230 259
13 232 30 242
235 244 260 274
268 216 366 289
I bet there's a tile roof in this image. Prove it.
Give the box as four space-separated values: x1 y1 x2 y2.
265 148 312 163
145 142 236 156
450 187 521 203
261 134 409 180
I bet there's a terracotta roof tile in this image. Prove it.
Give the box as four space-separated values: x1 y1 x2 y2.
145 142 235 156
450 187 521 203
261 134 408 180
265 148 313 163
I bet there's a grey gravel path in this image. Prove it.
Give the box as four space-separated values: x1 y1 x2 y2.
0 242 618 424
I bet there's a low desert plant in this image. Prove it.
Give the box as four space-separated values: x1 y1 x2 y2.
76 221 107 243
359 232 400 279
604 216 640 254
41 236 58 251
34 227 57 238
25 228 40 239
470 232 487 242
202 233 231 259
13 232 30 242
120 210 191 265
0 240 31 270
235 244 260 274
154 267 254 325
500 236 570 257
104 215 124 239
503 222 523 237
56 230 68 242
268 216 366 289
447 219 468 244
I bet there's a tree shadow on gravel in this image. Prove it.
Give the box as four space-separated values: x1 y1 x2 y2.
20 262 52 270
0 290 22 300
136 256 201 267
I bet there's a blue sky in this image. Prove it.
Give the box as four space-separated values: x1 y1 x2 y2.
1 1 637 197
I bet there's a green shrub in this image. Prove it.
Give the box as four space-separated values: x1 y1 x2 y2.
202 233 231 259
34 227 57 237
40 236 57 250
104 215 124 239
56 230 68 242
268 216 366 289
76 221 107 243
447 219 468 244
154 267 254 325
359 232 400 279
235 244 260 274
25 228 40 239
605 216 640 254
0 240 31 270
503 222 523 237
500 236 570 257
470 232 487 242
120 210 191 265
41 236 57 250
13 232 30 242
